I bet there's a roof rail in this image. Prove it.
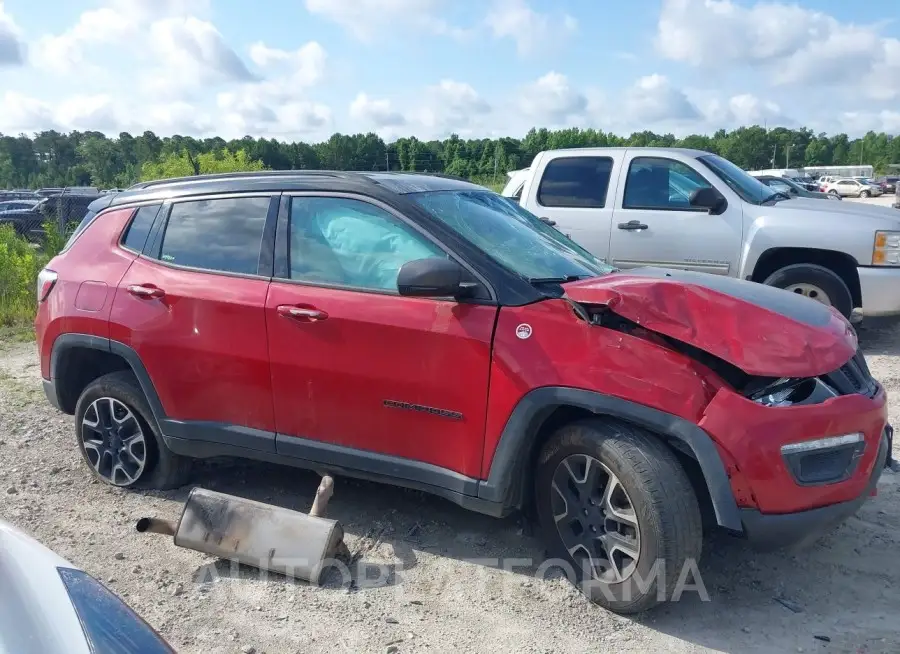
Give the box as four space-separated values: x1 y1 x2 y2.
127 170 360 191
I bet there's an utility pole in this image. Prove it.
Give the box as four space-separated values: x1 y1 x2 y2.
785 144 791 168
493 150 499 184
385 151 390 171
772 144 777 168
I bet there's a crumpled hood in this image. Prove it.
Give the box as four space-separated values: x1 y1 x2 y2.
564 268 857 378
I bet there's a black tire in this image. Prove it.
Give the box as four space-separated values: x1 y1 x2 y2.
828 189 840 196
74 371 191 490
762 263 853 318
535 419 703 614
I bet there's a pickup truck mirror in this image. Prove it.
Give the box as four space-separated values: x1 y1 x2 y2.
689 187 727 214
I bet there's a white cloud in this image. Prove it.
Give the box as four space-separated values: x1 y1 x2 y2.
304 0 469 42
147 16 256 92
416 80 492 135
623 74 701 124
656 0 900 99
0 1 25 66
349 93 406 128
518 72 588 125
837 110 900 135
0 92 58 133
248 41 327 90
486 0 576 55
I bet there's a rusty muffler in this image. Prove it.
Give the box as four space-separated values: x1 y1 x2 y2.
136 476 344 585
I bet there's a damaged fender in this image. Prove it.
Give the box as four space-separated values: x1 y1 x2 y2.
563 268 857 378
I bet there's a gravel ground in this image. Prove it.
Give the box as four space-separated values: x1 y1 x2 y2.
1 324 899 654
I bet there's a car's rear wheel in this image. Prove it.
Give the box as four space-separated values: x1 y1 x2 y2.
535 419 702 614
762 263 853 318
74 371 191 490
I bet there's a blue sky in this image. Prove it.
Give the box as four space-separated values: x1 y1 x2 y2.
0 0 898 141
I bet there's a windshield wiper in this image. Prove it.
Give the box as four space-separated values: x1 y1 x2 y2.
529 275 586 284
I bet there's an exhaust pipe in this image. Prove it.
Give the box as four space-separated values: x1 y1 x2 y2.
135 517 176 536
135 475 345 585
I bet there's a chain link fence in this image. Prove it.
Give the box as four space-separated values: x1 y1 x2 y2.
0 188 99 245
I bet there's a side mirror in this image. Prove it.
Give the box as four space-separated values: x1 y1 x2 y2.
689 187 727 214
397 258 474 299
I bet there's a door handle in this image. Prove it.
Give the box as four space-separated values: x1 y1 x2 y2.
539 216 557 227
126 284 165 299
277 305 328 322
617 220 649 231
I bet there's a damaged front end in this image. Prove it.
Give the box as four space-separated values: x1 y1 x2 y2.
560 270 891 503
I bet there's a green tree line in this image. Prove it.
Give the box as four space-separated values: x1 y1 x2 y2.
1 126 898 190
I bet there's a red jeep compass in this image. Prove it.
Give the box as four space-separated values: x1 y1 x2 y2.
35 171 891 613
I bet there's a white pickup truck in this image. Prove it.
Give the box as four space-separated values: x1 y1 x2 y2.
502 147 900 321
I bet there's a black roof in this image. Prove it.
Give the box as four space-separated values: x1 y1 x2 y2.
111 171 483 208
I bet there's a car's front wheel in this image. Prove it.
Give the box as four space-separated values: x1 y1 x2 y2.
860 190 870 198
535 419 703 614
74 371 191 490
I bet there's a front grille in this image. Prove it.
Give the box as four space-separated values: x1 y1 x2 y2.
821 350 878 398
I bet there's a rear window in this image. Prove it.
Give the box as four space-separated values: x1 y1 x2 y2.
537 156 613 208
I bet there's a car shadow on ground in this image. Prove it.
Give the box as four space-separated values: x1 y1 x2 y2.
857 319 900 356
148 456 900 653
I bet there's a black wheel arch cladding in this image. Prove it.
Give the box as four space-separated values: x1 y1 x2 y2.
478 387 744 533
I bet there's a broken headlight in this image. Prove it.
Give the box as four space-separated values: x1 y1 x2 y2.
748 377 837 407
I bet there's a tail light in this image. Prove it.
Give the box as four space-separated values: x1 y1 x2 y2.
37 268 58 303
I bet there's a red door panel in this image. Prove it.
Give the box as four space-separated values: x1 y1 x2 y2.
266 281 496 477
109 257 275 432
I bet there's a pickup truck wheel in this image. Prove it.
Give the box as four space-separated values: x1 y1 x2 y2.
762 263 853 318
74 371 191 490
534 419 702 614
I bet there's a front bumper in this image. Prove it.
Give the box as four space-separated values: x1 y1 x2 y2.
740 427 890 551
857 266 900 317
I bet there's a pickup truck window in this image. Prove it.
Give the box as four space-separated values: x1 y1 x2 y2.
623 157 712 210
697 154 775 204
537 156 613 208
412 190 614 281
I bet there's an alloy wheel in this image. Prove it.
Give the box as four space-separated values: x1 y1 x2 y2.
551 454 641 583
80 397 147 486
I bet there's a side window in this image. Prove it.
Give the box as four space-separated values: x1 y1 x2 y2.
288 197 446 292
623 157 713 210
121 204 161 252
769 180 792 193
511 183 524 204
537 157 613 208
157 197 270 275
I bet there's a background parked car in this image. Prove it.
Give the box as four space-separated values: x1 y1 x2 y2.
875 176 898 194
0 199 38 211
756 175 841 200
0 518 174 653
824 178 883 198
